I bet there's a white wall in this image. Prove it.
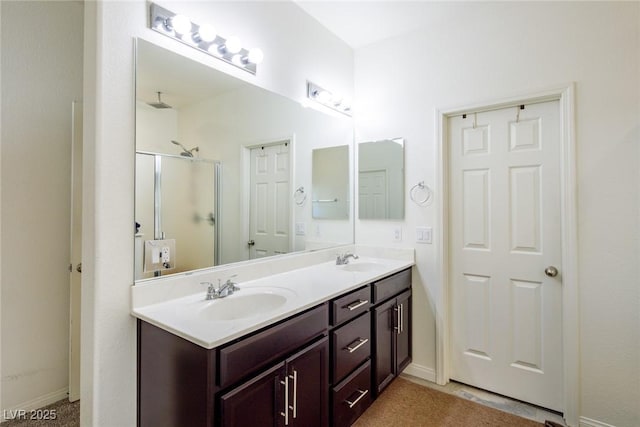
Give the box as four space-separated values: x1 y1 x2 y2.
354 2 639 426
83 1 353 425
0 0 83 412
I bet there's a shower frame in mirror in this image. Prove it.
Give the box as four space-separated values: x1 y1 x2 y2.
133 38 355 283
135 150 221 280
357 137 405 220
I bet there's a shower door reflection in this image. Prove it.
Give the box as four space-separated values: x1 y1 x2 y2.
135 151 221 279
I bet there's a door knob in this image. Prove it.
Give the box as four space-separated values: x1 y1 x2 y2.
544 266 558 277
76 263 82 273
247 240 255 246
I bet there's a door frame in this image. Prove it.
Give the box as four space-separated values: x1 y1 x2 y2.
435 84 578 425
241 136 295 260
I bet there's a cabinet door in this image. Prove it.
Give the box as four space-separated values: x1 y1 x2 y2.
219 362 286 427
286 338 329 427
373 297 396 394
396 290 412 373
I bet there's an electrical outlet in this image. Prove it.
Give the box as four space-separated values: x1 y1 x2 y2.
144 239 176 272
393 227 402 242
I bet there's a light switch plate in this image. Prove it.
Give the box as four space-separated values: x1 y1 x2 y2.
416 227 433 244
295 222 306 236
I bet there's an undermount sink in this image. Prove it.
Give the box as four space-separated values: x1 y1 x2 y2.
338 261 384 272
193 287 295 322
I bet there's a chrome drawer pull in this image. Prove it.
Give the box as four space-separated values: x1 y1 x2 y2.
344 337 369 353
280 377 289 425
288 370 298 419
346 300 368 311
345 389 369 408
394 306 400 334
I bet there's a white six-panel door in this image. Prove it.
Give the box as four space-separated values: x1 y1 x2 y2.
249 143 290 259
359 170 388 219
449 101 563 411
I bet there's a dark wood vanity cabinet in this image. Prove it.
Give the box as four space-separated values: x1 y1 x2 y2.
137 267 412 427
219 337 328 427
372 272 412 395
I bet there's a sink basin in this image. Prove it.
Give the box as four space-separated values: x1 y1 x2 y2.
191 287 296 322
338 262 384 273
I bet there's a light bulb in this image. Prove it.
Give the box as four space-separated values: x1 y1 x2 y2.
225 36 242 54
170 14 192 35
247 48 264 64
197 24 216 43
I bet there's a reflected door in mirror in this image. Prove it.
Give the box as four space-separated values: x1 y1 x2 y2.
249 142 291 259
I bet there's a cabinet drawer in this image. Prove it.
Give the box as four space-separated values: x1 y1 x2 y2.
332 312 371 384
332 361 372 427
218 304 328 389
372 268 411 303
331 286 371 326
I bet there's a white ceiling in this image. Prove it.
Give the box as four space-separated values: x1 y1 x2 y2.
294 1 438 49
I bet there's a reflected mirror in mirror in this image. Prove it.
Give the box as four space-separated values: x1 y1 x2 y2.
358 138 405 220
134 39 354 281
312 145 350 219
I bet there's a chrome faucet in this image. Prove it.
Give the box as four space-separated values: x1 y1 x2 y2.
336 252 359 265
201 276 240 300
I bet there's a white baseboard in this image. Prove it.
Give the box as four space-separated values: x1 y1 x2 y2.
1 388 68 422
402 363 437 383
579 416 617 427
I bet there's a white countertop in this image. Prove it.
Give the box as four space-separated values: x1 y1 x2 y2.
132 256 414 349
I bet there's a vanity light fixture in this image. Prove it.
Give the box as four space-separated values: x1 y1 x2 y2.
307 81 352 116
149 3 263 74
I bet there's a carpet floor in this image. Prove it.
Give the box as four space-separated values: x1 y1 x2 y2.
353 378 543 427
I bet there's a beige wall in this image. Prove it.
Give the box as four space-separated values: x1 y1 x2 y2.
354 2 639 426
0 0 84 411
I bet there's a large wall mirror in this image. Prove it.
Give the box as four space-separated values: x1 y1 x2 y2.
134 39 354 282
358 138 404 220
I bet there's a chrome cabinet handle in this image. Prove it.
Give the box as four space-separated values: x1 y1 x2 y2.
288 370 298 419
280 376 289 425
345 389 369 408
394 305 401 335
400 303 404 333
344 337 369 353
346 300 368 311
545 266 559 277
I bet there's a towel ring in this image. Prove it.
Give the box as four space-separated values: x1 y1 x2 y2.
410 181 433 206
294 186 307 206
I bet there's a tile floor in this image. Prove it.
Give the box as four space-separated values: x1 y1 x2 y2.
401 374 567 426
